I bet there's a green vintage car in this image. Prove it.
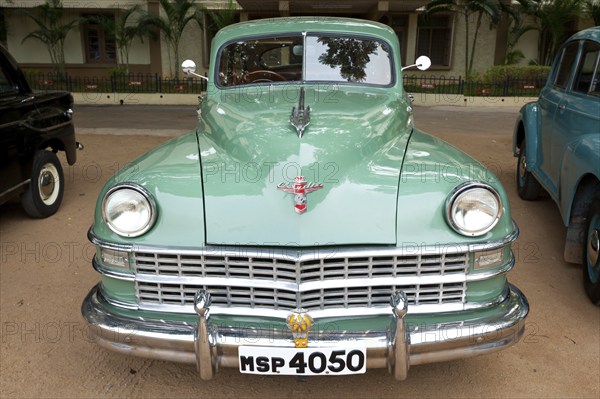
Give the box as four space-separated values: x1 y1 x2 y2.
82 18 528 379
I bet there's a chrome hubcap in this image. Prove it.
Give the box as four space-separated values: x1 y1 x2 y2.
38 163 59 205
588 228 600 267
519 153 527 179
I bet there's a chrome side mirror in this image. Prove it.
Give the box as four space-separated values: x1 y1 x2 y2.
182 59 196 75
401 55 432 72
182 59 208 81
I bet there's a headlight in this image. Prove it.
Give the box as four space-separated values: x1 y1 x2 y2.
102 184 157 237
446 182 502 237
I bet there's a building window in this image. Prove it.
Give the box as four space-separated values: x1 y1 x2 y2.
83 15 117 64
416 15 452 68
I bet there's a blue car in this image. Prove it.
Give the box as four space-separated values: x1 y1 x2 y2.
513 27 600 305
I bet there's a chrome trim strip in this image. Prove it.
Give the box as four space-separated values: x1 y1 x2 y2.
92 258 134 281
466 254 515 281
88 228 133 252
129 256 513 288
464 285 510 311
135 302 469 317
101 289 506 318
133 273 468 290
0 179 31 198
88 225 519 259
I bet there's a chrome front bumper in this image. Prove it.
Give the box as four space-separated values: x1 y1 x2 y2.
81 284 528 380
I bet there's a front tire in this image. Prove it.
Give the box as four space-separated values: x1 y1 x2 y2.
583 200 600 305
516 140 541 200
21 150 65 218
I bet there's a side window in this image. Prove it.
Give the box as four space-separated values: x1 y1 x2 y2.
573 41 600 95
554 42 579 89
0 66 17 95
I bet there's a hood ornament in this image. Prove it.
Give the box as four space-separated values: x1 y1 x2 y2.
290 87 311 138
287 310 313 348
277 176 323 214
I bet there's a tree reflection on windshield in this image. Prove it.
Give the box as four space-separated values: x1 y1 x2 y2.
317 37 378 82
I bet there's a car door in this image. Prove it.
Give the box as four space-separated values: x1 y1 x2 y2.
553 40 600 180
0 51 38 201
537 41 580 195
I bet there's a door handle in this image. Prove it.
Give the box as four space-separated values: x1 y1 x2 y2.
558 103 566 110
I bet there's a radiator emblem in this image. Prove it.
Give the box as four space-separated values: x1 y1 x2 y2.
286 310 313 348
277 176 323 214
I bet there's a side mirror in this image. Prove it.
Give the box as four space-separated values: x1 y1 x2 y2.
401 55 432 72
182 59 197 75
182 59 208 81
415 56 431 71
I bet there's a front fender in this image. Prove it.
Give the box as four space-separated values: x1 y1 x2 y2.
513 102 540 172
91 132 206 248
560 135 600 225
398 129 514 245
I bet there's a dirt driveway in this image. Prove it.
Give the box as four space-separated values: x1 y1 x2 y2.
1 105 598 398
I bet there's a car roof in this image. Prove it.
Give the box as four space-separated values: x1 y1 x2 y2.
568 26 600 43
212 17 397 48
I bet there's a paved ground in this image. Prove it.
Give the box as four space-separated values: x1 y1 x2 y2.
1 104 599 398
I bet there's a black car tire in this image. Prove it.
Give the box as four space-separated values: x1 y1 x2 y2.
516 140 541 200
583 199 600 305
21 150 64 218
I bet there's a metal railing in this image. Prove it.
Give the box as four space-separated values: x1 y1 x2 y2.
402 75 547 97
24 72 546 97
25 72 208 94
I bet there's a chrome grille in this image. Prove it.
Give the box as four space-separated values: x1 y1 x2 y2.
132 249 469 313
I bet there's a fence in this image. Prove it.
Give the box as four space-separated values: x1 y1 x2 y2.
25 72 208 94
403 75 546 97
24 72 546 97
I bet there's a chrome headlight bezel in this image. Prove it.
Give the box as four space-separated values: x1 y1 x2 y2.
101 183 157 238
445 182 503 237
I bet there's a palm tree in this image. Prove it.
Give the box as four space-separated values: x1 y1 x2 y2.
499 1 537 64
517 0 584 65
86 6 152 74
583 0 600 25
425 0 502 79
21 0 80 76
205 0 239 31
139 0 203 79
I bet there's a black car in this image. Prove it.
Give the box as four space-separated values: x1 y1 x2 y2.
0 45 81 217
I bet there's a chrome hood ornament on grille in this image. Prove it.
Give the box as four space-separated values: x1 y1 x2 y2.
290 87 311 138
277 176 323 214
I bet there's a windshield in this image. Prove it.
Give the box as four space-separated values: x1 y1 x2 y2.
217 34 393 87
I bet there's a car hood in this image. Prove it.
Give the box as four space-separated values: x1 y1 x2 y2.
197 86 412 246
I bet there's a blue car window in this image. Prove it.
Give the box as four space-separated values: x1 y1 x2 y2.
554 42 579 89
573 41 600 95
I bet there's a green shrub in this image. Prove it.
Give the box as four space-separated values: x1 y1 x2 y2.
484 65 551 83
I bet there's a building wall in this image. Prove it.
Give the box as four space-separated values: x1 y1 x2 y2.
428 14 497 78
159 9 206 78
2 0 154 76
5 10 84 64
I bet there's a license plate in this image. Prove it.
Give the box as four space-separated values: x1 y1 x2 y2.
238 346 366 375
